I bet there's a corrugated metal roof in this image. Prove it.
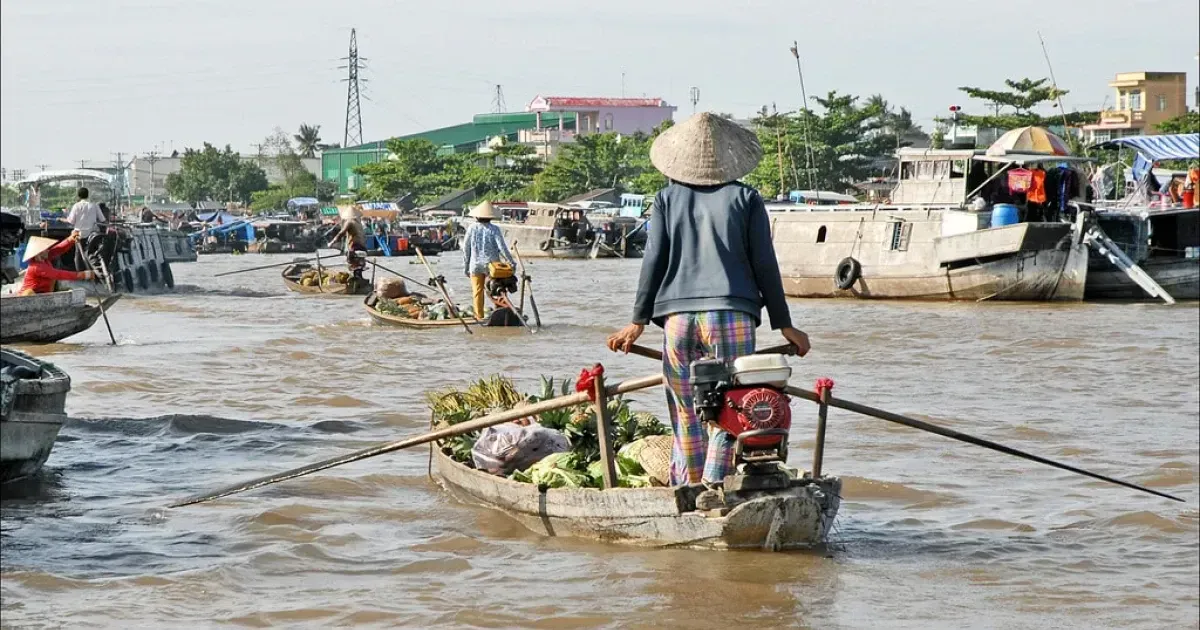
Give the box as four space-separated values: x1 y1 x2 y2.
332 112 577 153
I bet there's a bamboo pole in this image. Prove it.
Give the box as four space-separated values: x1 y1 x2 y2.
212 252 342 277
169 372 665 508
811 381 831 478
592 373 618 489
414 247 473 334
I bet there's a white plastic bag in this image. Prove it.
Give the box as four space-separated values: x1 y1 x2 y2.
471 422 570 476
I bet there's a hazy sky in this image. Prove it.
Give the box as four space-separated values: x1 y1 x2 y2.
2 0 1197 172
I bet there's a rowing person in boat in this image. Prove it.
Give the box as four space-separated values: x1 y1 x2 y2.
462 201 516 320
606 112 811 486
328 205 368 287
16 235 96 296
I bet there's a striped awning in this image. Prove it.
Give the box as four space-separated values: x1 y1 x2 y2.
1095 133 1199 161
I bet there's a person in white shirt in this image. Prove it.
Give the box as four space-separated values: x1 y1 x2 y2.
65 187 104 272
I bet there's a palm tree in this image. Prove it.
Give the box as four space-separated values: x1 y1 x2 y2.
294 124 322 158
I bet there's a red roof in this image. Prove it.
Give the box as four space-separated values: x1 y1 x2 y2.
540 96 666 108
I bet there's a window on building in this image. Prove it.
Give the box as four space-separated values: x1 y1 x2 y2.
816 226 827 243
1157 95 1168 112
1092 130 1112 143
1118 92 1127 110
1130 90 1142 110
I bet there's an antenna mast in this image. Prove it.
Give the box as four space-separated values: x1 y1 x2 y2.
689 87 700 114
341 28 366 147
789 41 817 192
492 84 506 113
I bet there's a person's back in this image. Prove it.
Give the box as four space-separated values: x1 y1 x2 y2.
636 181 788 329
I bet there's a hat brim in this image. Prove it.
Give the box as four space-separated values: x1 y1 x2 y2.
650 113 763 186
22 237 58 262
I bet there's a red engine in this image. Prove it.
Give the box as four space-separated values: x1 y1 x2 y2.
692 358 792 464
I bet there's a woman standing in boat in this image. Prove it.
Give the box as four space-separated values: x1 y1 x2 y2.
606 112 810 486
461 201 515 319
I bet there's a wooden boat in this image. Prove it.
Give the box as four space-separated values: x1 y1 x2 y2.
1084 207 1200 300
281 266 371 296
0 289 122 344
431 449 842 550
1 347 70 483
362 298 480 329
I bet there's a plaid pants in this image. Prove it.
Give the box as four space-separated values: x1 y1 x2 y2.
662 311 757 485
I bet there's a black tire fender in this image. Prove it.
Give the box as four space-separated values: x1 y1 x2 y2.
835 257 861 290
539 239 552 252
122 269 135 292
136 265 149 291
161 262 174 289
148 261 160 284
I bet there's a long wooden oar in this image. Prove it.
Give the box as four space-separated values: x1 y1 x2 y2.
169 372 664 508
414 247 473 334
213 252 342 277
75 242 117 345
511 243 541 329
624 343 1184 503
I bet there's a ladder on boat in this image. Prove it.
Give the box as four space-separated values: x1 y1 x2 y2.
375 233 393 257
1083 225 1176 305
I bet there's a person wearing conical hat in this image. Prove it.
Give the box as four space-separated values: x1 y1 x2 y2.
461 200 515 319
16 234 96 296
606 112 811 486
329 204 368 284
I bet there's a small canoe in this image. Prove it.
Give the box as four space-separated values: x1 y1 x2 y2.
0 289 122 344
1 348 70 483
362 298 479 329
281 268 371 296
430 449 842 550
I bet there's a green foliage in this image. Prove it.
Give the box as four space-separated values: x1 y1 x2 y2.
948 77 1099 131
249 186 292 213
745 91 898 197
1156 111 1200 135
294 123 322 158
426 373 669 487
355 139 476 203
165 143 269 204
472 139 544 200
2 185 22 207
531 121 673 201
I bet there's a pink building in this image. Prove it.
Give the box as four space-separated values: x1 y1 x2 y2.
523 96 676 142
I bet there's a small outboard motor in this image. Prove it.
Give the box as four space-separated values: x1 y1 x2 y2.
691 355 793 468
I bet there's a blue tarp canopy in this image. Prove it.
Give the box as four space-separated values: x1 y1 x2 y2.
1095 133 1199 160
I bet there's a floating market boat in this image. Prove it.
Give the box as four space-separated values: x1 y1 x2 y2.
431 449 841 550
1 347 70 483
362 295 479 329
281 264 371 296
0 289 121 344
493 202 601 259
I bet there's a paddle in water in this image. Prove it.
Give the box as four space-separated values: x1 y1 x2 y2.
414 247 473 334
75 242 116 345
624 343 1184 503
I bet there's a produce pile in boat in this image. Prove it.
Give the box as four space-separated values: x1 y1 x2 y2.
374 294 454 320
427 375 671 488
297 269 353 287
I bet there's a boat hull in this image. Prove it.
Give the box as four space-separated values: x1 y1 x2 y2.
497 224 595 259
363 302 479 328
0 289 121 344
1 348 69 483
772 209 1088 301
1085 258 1200 300
432 450 841 550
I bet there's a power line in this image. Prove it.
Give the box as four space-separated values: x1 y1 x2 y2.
341 28 366 147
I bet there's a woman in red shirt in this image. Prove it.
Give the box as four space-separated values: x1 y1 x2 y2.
17 235 95 296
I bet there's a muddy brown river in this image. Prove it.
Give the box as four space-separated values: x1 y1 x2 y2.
1 253 1197 629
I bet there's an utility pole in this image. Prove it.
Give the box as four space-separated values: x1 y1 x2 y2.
689 87 700 114
111 152 129 211
35 163 50 173
773 104 785 197
492 84 506 114
621 72 626 98
341 28 367 147
145 151 161 203
788 41 817 192
78 160 88 169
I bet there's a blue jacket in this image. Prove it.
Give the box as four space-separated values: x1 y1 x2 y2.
632 182 792 329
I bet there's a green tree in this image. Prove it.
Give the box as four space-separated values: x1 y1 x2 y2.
355 138 476 203
294 124 322 158
2 184 21 207
948 78 1099 131
745 91 894 198
471 138 544 200
1156 111 1200 134
165 143 268 204
532 132 645 201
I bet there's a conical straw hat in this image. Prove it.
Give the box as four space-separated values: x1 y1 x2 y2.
23 236 58 262
339 205 363 220
469 200 499 219
650 112 762 186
